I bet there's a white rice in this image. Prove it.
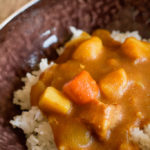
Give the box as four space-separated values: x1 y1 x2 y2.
10 27 150 150
13 58 54 110
130 125 150 150
111 30 142 43
10 107 57 150
69 26 83 40
11 59 57 150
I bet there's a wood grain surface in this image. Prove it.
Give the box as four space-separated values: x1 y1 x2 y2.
0 0 31 23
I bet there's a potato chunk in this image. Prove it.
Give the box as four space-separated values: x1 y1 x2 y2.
56 32 91 62
39 87 72 114
72 36 103 61
80 101 122 140
50 118 92 150
122 37 150 60
63 70 99 104
99 68 128 99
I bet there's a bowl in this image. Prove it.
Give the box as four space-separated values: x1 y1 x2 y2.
0 0 150 149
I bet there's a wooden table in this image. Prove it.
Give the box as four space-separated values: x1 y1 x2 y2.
0 0 31 23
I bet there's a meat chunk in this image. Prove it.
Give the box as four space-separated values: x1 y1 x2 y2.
80 101 122 140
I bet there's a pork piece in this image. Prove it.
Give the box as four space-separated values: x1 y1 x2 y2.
80 101 122 140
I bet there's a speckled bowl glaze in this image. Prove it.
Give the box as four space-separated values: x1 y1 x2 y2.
0 0 150 149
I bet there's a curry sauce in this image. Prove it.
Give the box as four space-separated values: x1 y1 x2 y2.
31 29 150 150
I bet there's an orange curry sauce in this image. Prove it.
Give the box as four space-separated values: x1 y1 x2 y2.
31 29 150 150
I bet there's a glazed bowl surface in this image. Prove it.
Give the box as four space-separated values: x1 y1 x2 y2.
0 0 150 149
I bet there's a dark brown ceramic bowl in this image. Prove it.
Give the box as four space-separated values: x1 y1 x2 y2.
0 0 150 149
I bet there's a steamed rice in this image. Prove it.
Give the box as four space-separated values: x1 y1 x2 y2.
10 27 150 150
13 59 54 110
130 125 150 150
111 30 142 43
10 59 57 150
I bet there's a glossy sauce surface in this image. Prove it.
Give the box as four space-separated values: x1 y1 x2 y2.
31 30 150 150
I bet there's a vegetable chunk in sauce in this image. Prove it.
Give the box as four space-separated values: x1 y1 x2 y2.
99 68 128 100
122 37 150 61
30 29 150 150
63 70 99 104
39 86 72 114
49 116 92 150
80 101 122 140
72 36 103 61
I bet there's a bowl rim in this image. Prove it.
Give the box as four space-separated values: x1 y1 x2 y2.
0 0 40 30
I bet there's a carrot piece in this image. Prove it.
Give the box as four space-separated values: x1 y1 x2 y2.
63 70 99 104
